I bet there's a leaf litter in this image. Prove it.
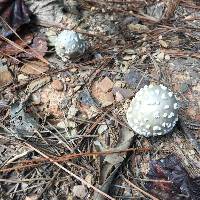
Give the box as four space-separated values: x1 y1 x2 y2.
0 0 200 200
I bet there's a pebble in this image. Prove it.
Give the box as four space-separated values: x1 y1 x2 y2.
18 74 28 81
98 124 108 134
115 91 124 102
165 54 170 60
157 52 165 60
72 185 88 199
51 80 63 91
98 77 114 93
68 105 78 118
32 93 41 105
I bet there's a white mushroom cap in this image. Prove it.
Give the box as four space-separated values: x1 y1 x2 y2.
55 30 86 61
126 84 178 137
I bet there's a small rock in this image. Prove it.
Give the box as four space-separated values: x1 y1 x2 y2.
65 77 71 82
32 93 41 105
70 67 77 72
79 104 98 119
112 87 134 99
91 78 114 107
157 52 165 61
98 124 108 134
68 105 78 118
124 70 149 89
73 85 81 92
45 29 57 46
56 120 66 129
115 91 124 102
51 80 64 91
165 54 170 60
123 55 133 61
79 89 96 106
72 185 88 199
98 77 114 93
18 74 28 81
25 195 39 200
85 174 93 184
159 39 168 48
92 82 114 107
114 81 124 88
180 83 189 93
128 24 149 32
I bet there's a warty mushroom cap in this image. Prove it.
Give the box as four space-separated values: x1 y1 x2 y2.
126 84 178 137
55 30 86 61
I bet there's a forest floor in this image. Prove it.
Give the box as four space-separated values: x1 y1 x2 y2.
0 0 200 200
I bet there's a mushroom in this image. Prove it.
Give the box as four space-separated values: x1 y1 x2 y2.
126 84 178 137
55 30 86 61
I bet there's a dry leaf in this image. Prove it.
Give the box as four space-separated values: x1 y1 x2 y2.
21 61 49 75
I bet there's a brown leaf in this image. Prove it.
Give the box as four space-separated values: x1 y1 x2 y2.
0 33 33 56
21 61 49 75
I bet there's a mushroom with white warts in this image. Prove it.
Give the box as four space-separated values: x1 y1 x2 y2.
55 30 86 61
126 84 179 137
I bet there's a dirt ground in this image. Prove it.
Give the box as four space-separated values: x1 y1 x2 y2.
0 0 200 200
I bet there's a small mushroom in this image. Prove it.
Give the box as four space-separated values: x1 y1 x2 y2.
126 84 178 137
55 30 86 61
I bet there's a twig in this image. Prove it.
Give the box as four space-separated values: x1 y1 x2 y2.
124 178 159 200
25 142 115 200
0 147 151 172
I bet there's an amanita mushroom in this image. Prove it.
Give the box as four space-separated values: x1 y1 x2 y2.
55 30 86 61
126 84 178 137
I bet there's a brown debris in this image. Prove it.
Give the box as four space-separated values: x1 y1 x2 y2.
92 77 114 107
0 0 200 199
162 0 181 21
51 79 64 91
21 61 49 75
98 77 114 93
